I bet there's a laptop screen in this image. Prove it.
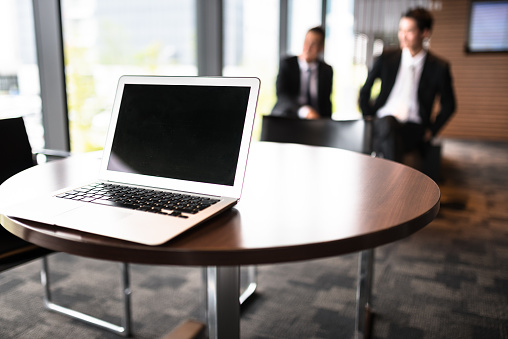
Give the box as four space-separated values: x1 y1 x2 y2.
107 83 250 186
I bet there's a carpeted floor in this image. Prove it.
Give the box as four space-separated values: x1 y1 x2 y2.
1 138 507 339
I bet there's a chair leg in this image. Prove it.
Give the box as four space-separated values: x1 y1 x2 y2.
239 265 257 305
41 256 132 336
355 249 375 339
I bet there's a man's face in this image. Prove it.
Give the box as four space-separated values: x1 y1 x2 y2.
301 31 324 63
398 17 428 53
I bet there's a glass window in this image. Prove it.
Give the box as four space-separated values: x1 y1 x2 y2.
223 0 279 139
61 0 197 152
287 0 322 56
325 0 361 119
0 0 43 149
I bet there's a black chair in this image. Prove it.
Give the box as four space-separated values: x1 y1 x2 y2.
260 115 373 154
0 116 132 336
259 114 375 338
0 117 53 272
260 115 442 181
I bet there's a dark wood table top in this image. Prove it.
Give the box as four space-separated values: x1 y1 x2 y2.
0 142 440 267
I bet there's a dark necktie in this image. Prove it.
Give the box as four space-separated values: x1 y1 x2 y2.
306 68 313 107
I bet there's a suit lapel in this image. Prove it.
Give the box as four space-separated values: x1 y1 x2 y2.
385 50 402 94
317 61 324 100
418 52 433 92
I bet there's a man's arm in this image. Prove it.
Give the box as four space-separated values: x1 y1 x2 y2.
430 62 456 136
317 63 333 118
359 55 383 117
272 58 301 118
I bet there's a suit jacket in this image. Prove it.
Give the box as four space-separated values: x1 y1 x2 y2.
359 48 456 136
271 56 333 118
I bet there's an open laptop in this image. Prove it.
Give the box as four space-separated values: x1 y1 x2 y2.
1 75 260 245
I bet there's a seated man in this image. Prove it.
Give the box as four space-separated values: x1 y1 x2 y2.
359 7 456 161
271 26 333 119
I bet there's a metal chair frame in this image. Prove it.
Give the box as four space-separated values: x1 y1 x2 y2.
41 257 132 336
1 116 132 336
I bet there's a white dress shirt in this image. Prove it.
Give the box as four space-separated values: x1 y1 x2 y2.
377 48 427 123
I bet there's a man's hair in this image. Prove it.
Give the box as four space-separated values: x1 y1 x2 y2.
403 7 434 32
308 26 326 45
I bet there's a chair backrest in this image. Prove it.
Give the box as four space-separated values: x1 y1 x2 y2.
0 117 35 184
260 115 373 154
0 117 51 273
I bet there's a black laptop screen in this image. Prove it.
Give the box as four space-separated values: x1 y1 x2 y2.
107 84 250 186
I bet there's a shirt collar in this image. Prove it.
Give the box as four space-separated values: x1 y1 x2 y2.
298 57 318 71
402 48 427 67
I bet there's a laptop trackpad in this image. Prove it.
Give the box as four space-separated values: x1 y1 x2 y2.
52 204 133 234
51 205 180 245
4 197 83 221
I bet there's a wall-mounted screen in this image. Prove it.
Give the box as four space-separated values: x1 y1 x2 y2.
466 0 508 53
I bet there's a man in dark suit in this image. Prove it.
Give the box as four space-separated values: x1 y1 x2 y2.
271 26 333 119
359 7 456 161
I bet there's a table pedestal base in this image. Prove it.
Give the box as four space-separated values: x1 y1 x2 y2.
162 320 206 339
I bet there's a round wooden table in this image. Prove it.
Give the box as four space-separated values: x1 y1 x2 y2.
1 141 440 339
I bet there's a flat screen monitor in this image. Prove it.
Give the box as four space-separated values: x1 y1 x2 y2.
466 0 508 53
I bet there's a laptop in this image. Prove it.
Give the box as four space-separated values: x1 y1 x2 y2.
1 75 260 245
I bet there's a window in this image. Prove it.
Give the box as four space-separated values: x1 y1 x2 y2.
287 0 322 56
0 0 43 148
325 0 360 118
223 0 279 138
61 0 197 152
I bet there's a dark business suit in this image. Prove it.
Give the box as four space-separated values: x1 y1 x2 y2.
359 48 456 160
271 56 333 118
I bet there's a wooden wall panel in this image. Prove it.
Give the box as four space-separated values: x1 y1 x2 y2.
430 0 508 141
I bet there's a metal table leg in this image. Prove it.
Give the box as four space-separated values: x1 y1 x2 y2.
205 266 240 339
355 249 374 339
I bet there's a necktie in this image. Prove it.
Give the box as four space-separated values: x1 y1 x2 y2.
306 68 313 108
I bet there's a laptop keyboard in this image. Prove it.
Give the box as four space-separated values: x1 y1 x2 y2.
55 183 220 218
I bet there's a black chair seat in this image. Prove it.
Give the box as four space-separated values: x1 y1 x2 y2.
0 230 53 272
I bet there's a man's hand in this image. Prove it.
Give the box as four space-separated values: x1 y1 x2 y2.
424 129 433 142
298 105 321 119
305 106 320 119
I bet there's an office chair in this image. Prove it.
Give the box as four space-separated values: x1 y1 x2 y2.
0 116 50 267
259 115 372 153
1 117 53 271
0 116 132 336
259 114 375 338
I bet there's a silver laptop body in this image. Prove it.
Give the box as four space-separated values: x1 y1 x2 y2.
1 75 260 245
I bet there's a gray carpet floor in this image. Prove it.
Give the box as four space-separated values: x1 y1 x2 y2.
1 138 507 339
